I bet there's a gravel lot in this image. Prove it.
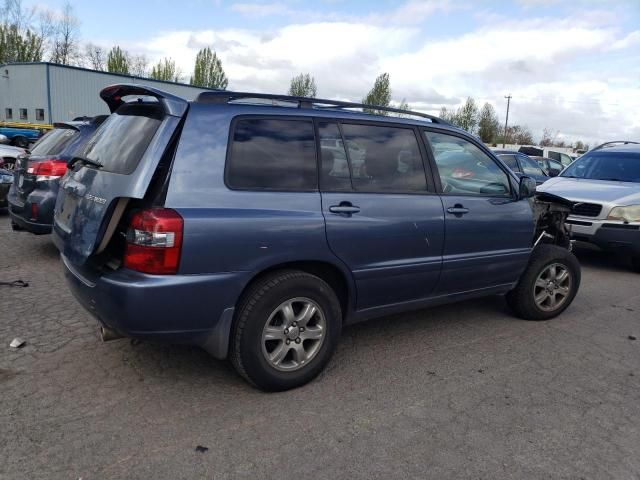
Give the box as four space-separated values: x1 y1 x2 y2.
1 209 639 480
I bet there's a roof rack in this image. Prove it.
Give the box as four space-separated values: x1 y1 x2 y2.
195 91 449 124
592 140 640 151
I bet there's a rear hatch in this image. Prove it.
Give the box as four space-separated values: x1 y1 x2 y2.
52 84 188 266
12 125 80 207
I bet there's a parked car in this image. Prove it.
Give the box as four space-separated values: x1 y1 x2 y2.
8 117 107 234
534 156 564 177
492 149 548 185
0 168 13 208
0 126 42 147
0 144 28 170
519 146 574 167
538 141 640 272
53 85 580 391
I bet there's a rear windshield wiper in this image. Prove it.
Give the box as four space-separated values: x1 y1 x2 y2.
69 156 103 169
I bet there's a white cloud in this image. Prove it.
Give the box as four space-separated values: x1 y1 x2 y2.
128 6 638 145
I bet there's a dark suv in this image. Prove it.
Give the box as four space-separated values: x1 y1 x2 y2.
53 85 580 391
9 117 107 234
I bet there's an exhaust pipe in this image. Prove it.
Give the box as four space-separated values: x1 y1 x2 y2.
100 325 124 342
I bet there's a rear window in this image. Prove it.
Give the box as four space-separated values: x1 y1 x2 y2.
80 103 162 174
30 128 78 156
226 118 317 191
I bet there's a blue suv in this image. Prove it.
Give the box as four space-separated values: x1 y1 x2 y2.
53 85 580 391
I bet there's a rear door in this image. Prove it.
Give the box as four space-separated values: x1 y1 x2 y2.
52 85 188 265
423 130 534 295
319 120 444 311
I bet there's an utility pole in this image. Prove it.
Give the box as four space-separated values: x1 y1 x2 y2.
503 94 512 148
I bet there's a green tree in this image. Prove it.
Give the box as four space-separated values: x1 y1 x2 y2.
575 140 585 150
362 73 391 115
106 45 129 74
0 23 43 62
477 102 500 143
150 57 181 82
288 73 317 97
454 97 479 133
190 47 228 89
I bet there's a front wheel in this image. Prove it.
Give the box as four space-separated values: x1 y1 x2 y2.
230 270 342 391
507 244 581 320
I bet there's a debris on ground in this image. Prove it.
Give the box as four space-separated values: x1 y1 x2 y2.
629 335 637 341
195 445 209 453
9 338 25 349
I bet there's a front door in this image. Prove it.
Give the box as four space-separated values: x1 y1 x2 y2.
423 130 535 295
318 121 444 311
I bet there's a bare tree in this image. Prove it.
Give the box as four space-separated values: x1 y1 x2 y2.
49 1 80 65
129 53 148 77
84 42 105 70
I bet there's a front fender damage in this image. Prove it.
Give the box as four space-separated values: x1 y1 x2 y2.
531 192 573 250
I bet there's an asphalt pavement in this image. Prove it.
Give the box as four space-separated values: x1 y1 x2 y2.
1 210 639 479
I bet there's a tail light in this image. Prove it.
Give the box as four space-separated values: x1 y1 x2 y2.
30 203 38 221
27 159 68 181
124 208 183 275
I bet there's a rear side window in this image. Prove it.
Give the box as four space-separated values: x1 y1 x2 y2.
227 118 317 191
340 123 426 193
318 122 352 191
80 103 162 174
30 128 78 156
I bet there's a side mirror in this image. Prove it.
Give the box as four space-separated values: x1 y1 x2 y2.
519 176 536 199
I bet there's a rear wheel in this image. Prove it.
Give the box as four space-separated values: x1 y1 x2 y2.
1 157 15 170
230 270 342 391
507 244 581 320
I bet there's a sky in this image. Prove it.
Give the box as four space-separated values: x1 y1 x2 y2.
34 0 640 146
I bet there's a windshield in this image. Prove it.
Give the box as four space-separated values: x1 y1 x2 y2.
80 103 162 174
561 151 640 182
30 128 78 156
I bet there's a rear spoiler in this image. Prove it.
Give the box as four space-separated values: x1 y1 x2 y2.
100 84 188 117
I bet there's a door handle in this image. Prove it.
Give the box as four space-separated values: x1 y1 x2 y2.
446 204 469 215
329 202 361 215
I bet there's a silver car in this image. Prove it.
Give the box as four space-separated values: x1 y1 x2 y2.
537 142 640 272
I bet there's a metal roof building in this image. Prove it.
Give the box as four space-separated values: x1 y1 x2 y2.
0 62 213 124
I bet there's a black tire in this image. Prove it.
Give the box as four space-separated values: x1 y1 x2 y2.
507 244 581 320
230 270 342 391
12 136 28 148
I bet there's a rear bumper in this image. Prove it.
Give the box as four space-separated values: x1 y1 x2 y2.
7 184 56 234
567 217 640 256
61 254 248 358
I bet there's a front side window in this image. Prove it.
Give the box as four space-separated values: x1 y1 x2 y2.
227 118 317 191
425 131 511 196
339 123 426 193
5 108 12 120
19 108 27 120
498 154 520 172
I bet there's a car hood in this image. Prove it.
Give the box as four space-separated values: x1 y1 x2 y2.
537 177 640 204
0 145 27 156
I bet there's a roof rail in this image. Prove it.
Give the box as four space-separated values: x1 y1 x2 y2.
592 140 640 151
195 91 449 124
